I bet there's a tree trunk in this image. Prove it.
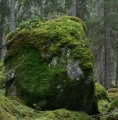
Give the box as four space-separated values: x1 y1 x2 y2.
0 0 5 59
10 0 15 31
103 0 113 89
115 32 118 85
99 46 105 86
71 0 77 16
104 27 113 89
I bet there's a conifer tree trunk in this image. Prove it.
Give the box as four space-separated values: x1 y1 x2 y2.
99 0 113 89
10 0 15 31
103 0 113 89
99 46 105 86
104 26 112 89
71 0 77 16
116 33 118 85
0 0 6 59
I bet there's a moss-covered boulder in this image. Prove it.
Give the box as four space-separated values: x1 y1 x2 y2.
5 16 98 114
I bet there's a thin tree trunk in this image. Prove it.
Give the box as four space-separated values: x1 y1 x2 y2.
103 0 113 89
0 0 5 59
115 32 118 85
104 27 112 89
71 0 77 16
10 0 15 31
99 46 105 86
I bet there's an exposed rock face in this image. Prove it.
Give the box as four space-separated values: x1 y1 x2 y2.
5 16 99 114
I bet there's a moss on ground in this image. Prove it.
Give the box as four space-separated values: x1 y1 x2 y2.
0 61 5 89
106 109 118 120
0 91 36 120
108 88 118 101
96 83 111 115
35 109 94 120
105 96 118 120
108 98 118 111
95 83 110 101
98 100 110 113
0 92 94 120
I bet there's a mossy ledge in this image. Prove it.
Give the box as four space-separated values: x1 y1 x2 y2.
5 16 98 115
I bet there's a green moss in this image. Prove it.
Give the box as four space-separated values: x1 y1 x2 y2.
5 16 93 74
108 98 118 111
108 88 118 93
98 100 110 113
0 93 36 120
0 93 94 120
108 88 118 101
95 83 110 101
0 61 5 89
106 110 118 120
108 93 118 101
35 109 94 120
14 49 70 105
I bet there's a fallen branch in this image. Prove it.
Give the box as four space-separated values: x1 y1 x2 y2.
90 111 113 118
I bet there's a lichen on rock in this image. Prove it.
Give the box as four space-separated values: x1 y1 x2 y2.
5 16 98 115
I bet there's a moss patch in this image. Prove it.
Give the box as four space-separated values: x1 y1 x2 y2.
0 92 94 120
0 61 5 89
5 16 93 73
95 83 110 101
106 109 118 120
108 98 118 111
98 100 110 113
108 88 118 101
0 92 36 120
35 109 94 120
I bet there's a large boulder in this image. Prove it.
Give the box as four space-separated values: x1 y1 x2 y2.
5 16 98 114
